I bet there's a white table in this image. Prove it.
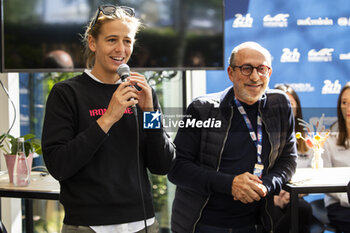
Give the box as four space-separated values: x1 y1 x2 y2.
0 171 60 233
284 167 350 233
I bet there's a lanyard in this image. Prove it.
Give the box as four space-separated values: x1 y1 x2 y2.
234 97 263 165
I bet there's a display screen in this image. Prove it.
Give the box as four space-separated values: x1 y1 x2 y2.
1 0 224 72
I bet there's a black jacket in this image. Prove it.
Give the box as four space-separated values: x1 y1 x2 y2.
168 86 297 233
42 73 175 226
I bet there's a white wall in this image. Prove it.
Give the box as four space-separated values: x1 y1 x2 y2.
186 70 207 105
0 73 22 233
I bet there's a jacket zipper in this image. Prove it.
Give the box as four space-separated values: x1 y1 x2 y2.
259 106 274 232
191 106 234 233
216 106 234 169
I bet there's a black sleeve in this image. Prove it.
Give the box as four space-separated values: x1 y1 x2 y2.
42 84 108 181
168 101 234 196
143 89 175 175
261 95 297 195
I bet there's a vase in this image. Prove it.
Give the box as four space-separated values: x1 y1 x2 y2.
3 153 33 183
311 147 324 169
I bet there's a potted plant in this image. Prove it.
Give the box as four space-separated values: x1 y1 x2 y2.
0 133 42 183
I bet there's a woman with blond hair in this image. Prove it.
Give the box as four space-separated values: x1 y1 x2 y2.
42 5 174 233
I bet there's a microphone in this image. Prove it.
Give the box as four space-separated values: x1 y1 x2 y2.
117 64 142 91
117 64 145 232
117 64 138 113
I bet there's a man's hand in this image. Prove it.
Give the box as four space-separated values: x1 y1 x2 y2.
232 172 267 204
273 189 290 209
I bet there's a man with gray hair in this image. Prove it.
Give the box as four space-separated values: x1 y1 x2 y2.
168 41 297 233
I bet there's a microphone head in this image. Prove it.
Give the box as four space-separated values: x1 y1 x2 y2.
117 64 130 81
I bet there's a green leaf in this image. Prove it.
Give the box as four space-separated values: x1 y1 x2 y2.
0 133 42 157
23 134 35 141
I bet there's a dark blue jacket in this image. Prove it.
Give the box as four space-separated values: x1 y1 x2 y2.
168 86 297 233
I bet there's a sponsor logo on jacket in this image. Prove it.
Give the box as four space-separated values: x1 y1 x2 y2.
89 107 133 117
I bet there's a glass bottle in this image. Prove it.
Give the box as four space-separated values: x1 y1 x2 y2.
13 137 30 186
311 147 324 169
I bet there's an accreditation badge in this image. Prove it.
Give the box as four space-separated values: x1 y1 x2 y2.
253 163 264 178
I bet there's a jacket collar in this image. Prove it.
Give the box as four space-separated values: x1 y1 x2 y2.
219 86 268 109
